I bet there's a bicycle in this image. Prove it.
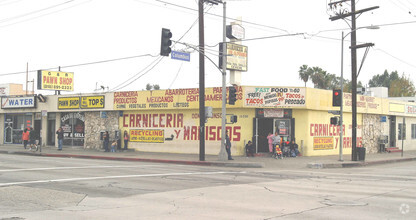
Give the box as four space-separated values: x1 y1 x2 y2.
28 140 39 152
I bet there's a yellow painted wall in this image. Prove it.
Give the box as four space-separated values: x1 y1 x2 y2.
118 108 255 155
295 109 364 156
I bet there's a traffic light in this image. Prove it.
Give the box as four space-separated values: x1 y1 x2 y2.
330 117 339 125
160 28 172 56
228 86 237 105
332 89 342 107
230 115 237 123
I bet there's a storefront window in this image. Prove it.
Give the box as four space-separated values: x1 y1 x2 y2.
4 113 32 144
60 112 85 146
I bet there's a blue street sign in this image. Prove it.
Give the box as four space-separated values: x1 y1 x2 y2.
171 51 190 62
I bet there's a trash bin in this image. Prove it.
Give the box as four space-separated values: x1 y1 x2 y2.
357 147 366 161
379 144 385 153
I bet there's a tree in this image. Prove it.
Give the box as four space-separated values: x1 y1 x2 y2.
368 70 399 87
343 80 364 93
153 84 160 90
368 70 415 97
145 83 161 91
389 75 416 97
299 65 338 90
298 65 313 87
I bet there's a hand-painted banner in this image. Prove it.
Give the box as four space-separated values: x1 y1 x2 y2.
313 137 334 150
130 129 164 143
245 87 305 107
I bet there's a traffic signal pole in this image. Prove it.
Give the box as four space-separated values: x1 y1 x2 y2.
219 1 228 161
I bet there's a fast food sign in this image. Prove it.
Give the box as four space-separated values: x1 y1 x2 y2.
37 70 74 91
245 87 306 107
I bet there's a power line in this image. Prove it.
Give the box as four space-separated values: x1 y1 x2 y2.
109 56 165 92
0 0 92 28
151 0 290 34
0 54 158 77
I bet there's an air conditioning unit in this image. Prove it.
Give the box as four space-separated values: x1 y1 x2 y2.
357 87 365 94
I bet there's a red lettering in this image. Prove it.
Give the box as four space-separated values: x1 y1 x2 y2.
159 114 165 127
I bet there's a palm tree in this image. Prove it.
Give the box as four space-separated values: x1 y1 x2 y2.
298 65 312 87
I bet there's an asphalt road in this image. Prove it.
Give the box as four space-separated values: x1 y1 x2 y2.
0 154 415 219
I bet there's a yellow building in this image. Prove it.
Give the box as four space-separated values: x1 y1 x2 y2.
2 86 415 156
113 86 416 156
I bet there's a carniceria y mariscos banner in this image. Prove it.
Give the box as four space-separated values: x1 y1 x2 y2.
245 87 305 107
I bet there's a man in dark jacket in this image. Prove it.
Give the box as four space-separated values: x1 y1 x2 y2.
29 127 38 151
225 131 233 160
56 127 64 151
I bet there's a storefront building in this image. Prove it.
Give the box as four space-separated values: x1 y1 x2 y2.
2 86 416 156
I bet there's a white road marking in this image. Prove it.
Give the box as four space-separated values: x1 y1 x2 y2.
0 165 160 173
262 169 416 180
0 171 246 187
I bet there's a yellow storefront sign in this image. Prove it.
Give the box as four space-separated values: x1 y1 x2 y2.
313 137 334 150
80 96 104 109
130 129 164 143
37 70 74 91
58 97 80 109
113 87 243 110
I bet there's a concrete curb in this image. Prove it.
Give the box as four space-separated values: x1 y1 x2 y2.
0 150 265 168
43 154 265 168
307 157 416 169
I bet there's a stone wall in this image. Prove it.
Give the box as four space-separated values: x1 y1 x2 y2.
362 114 384 153
84 111 119 149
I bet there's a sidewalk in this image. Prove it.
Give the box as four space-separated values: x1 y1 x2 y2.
1 144 415 169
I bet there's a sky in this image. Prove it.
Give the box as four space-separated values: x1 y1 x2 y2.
0 0 415 95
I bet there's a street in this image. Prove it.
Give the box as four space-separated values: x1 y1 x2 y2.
0 154 415 219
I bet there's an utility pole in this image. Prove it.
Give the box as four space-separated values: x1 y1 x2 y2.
350 0 358 161
198 0 206 161
329 0 378 161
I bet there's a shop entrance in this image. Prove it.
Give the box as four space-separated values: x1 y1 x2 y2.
34 120 42 146
389 116 396 147
254 118 273 152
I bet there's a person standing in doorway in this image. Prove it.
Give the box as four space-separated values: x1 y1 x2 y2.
123 130 129 150
22 128 30 149
103 131 110 152
56 127 64 151
267 132 274 154
225 130 233 160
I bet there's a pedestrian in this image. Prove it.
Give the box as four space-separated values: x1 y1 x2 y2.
267 132 274 154
289 139 300 157
245 140 255 157
29 127 38 151
225 130 233 160
56 127 64 151
272 131 281 153
111 140 117 152
123 130 129 150
103 131 109 152
22 128 30 149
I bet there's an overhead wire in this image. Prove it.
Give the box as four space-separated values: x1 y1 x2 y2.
109 0 212 91
0 54 158 77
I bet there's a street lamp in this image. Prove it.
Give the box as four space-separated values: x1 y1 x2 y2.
339 25 379 161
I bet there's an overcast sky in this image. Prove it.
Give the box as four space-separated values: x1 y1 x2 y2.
0 0 415 95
